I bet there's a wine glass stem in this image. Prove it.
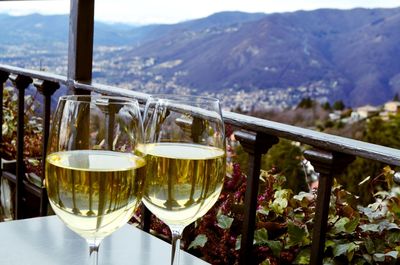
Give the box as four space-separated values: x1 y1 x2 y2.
87 239 102 265
170 227 184 265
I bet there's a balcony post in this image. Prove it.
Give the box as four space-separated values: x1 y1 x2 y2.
235 130 279 265
0 71 9 186
9 74 33 219
0 72 9 145
304 149 354 265
68 0 95 95
34 80 60 216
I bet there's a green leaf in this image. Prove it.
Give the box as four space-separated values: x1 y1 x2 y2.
377 220 400 232
328 215 339 224
188 234 207 249
275 189 292 199
333 243 357 258
293 212 305 222
344 216 360 233
337 190 358 207
372 251 397 262
373 253 386 262
293 192 313 207
254 228 269 245
388 198 400 219
260 259 271 265
333 244 347 257
217 214 234 229
383 165 395 190
347 242 359 261
271 197 288 215
265 240 282 257
387 231 400 246
235 235 241 250
364 237 375 254
325 240 336 251
287 222 309 247
385 251 398 259
358 205 384 221
293 248 310 264
362 253 372 263
360 223 379 233
333 217 349 233
257 207 270 216
273 175 286 189
2 123 8 135
361 220 400 234
293 192 311 201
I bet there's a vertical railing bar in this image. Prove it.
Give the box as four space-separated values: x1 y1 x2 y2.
41 90 51 215
34 79 60 216
241 147 262 264
140 96 150 231
0 71 9 200
235 130 278 265
304 149 354 265
16 78 26 219
310 171 333 265
10 74 33 219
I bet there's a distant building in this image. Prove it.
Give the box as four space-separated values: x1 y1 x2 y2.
384 101 400 113
350 105 379 122
380 101 400 120
329 111 341 121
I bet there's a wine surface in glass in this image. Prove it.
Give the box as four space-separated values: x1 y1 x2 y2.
46 150 145 240
141 143 225 226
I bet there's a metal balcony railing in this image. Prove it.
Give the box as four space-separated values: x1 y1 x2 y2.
2 63 400 265
1 1 400 265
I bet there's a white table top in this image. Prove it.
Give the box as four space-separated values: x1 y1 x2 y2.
0 216 209 265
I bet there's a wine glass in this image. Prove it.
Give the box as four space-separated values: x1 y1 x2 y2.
45 95 146 265
141 94 226 265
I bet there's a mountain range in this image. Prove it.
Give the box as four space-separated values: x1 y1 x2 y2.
1 8 400 107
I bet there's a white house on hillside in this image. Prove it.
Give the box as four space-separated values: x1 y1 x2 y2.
384 101 400 113
350 104 380 122
380 101 400 120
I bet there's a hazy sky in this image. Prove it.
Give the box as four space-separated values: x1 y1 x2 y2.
0 0 399 24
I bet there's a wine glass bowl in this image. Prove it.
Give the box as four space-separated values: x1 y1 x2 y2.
141 95 226 265
142 142 225 226
45 95 145 264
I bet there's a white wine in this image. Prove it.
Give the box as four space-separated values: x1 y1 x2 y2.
140 143 225 226
46 150 146 240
